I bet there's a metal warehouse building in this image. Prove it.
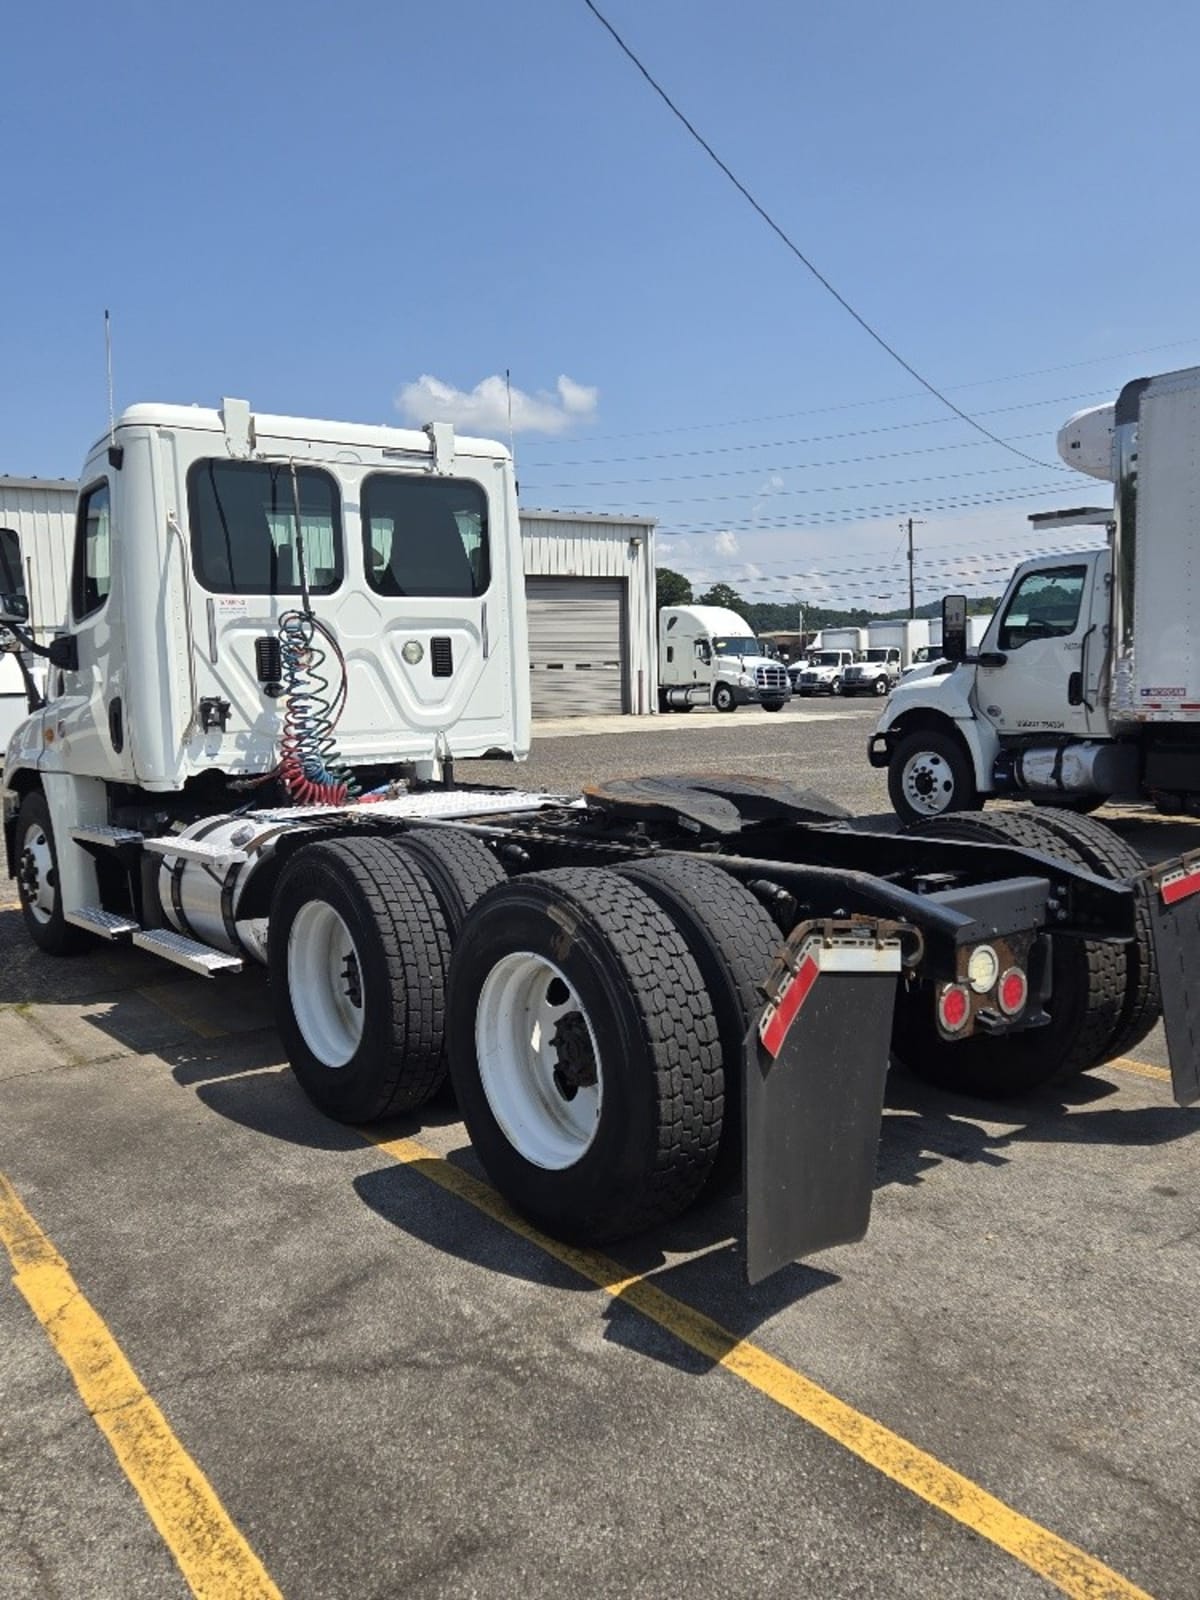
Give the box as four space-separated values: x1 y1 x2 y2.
0 478 658 721
520 509 657 718
0 478 77 635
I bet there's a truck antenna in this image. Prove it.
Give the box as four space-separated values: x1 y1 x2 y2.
505 368 517 472
104 309 116 449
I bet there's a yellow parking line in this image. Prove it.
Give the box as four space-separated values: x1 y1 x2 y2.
1109 1057 1172 1084
0 1173 282 1600
368 1132 1153 1600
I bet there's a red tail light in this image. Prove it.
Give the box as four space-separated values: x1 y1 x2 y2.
997 967 1028 1017
937 983 971 1033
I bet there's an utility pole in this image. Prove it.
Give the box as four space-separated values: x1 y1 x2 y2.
903 517 926 619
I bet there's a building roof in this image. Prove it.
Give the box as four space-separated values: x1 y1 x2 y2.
0 477 78 494
518 506 656 528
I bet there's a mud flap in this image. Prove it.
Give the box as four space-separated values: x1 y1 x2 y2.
1146 856 1200 1106
743 924 904 1284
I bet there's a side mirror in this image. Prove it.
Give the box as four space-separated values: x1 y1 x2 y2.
0 593 29 625
942 594 968 663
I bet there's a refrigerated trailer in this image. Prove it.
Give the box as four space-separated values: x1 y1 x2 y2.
5 398 1200 1284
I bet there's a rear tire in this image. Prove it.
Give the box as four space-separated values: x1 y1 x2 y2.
14 792 86 955
893 811 1126 1096
888 728 979 825
1012 808 1160 1061
447 868 723 1243
1031 795 1108 816
615 854 780 1182
393 827 506 937
269 838 450 1121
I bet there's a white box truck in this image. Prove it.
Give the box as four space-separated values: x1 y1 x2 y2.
841 619 930 697
658 605 791 712
6 396 1200 1282
871 365 1200 823
791 625 864 695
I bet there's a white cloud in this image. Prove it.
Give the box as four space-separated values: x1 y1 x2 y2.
713 530 739 557
395 373 598 436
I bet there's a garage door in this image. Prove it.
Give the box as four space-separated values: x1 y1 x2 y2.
526 576 627 717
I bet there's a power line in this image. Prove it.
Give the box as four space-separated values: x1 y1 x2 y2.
524 389 1102 469
524 429 1052 491
582 0 1056 469
649 481 1070 534
530 336 1200 445
682 537 1097 588
678 528 1101 579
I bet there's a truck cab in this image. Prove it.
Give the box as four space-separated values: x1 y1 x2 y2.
658 605 791 712
792 648 856 696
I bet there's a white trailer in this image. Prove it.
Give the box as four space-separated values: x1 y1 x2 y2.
841 619 930 696
658 604 791 712
6 398 1200 1283
871 366 1200 823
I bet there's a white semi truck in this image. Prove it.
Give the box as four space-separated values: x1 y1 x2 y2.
871 366 1200 825
657 604 791 712
5 398 1200 1283
840 619 930 697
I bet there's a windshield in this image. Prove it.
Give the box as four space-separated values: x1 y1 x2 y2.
863 648 893 662
809 652 843 667
712 636 763 657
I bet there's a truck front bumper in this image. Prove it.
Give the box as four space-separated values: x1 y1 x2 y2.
732 685 791 705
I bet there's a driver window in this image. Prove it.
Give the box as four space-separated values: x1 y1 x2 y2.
695 639 711 664
998 565 1086 651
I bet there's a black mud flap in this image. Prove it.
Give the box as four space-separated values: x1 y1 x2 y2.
1146 856 1200 1106
742 922 904 1284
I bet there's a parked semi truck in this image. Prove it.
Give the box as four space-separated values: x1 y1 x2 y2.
658 604 791 712
871 366 1200 824
841 619 930 697
5 399 1200 1285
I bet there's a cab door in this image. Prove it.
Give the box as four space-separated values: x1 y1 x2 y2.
973 554 1108 738
47 477 133 779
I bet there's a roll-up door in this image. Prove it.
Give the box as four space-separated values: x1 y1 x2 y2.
526 576 627 717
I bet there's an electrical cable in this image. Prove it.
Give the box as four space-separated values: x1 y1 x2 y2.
581 0 1056 469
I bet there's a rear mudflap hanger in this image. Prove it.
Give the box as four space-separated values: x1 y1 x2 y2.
743 918 918 1286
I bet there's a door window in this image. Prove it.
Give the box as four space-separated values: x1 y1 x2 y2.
71 481 112 620
998 566 1086 651
0 528 25 617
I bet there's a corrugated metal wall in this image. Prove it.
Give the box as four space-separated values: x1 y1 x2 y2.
0 480 77 638
520 511 657 717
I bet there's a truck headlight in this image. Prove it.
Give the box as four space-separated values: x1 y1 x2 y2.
739 673 754 687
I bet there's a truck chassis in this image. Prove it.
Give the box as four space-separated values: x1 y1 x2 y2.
8 771 1199 1283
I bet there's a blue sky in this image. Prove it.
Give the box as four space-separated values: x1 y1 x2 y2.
6 0 1199 609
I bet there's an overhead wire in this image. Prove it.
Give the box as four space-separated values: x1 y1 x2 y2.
581 0 1056 470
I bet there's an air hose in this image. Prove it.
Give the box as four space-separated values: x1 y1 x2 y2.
276 608 358 806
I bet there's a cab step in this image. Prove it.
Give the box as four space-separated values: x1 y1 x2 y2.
65 906 141 940
71 825 144 848
142 836 249 867
130 929 243 977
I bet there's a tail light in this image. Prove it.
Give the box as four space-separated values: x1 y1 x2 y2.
937 983 971 1033
997 967 1028 1017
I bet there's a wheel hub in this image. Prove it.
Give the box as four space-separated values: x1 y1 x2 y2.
550 1010 598 1100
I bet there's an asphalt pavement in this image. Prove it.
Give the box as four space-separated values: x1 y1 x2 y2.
1 696 1198 1599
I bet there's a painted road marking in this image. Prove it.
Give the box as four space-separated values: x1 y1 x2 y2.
367 1131 1154 1600
1109 1057 1172 1085
0 1173 282 1600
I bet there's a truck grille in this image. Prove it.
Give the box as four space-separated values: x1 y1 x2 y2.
755 666 789 691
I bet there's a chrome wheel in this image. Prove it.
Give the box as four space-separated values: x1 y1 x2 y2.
287 900 365 1068
900 748 959 817
475 951 602 1170
18 819 56 926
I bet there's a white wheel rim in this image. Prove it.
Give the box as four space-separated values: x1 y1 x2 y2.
287 901 365 1068
475 952 603 1170
19 821 56 925
901 750 957 816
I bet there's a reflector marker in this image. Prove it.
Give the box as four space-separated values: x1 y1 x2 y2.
759 950 819 1058
1161 864 1200 905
